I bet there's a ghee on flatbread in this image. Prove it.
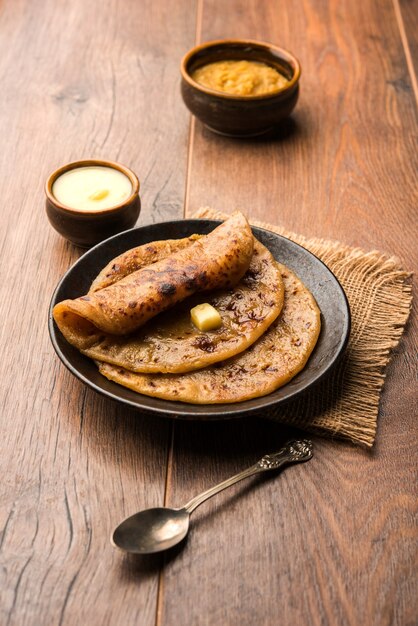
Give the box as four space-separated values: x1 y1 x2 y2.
90 234 203 292
53 212 253 341
81 237 284 373
98 264 321 403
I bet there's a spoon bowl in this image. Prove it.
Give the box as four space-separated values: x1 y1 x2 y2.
112 507 190 554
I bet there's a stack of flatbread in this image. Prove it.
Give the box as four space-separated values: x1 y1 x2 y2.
53 212 321 404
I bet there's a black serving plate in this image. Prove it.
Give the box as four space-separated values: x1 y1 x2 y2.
48 220 350 419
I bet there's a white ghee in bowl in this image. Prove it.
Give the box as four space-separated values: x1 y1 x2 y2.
52 166 132 211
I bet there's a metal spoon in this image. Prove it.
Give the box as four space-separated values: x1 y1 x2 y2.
111 439 313 554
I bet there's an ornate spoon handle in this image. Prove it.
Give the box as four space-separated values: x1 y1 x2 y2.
183 439 313 514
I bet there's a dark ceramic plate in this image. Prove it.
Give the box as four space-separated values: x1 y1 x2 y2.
49 220 350 419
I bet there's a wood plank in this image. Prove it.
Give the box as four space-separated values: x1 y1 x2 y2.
0 0 195 623
162 0 418 624
185 0 417 267
162 422 417 625
398 0 418 78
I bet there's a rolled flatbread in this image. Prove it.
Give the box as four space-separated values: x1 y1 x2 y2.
53 211 253 344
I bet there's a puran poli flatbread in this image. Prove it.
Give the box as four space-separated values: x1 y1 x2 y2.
98 264 321 403
53 211 253 343
81 238 284 373
90 234 202 292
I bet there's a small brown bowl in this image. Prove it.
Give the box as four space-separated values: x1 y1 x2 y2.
45 159 141 248
181 39 301 137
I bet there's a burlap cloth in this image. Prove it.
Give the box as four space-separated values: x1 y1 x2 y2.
194 208 412 447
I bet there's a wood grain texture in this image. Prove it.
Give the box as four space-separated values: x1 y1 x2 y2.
0 0 195 624
398 0 418 80
163 0 418 624
185 0 418 267
161 422 417 626
0 0 416 625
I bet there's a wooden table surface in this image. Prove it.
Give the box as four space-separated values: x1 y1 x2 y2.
1 1 417 624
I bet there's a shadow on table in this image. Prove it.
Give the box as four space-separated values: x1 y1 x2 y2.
71 381 310 472
202 116 300 145
118 548 186 579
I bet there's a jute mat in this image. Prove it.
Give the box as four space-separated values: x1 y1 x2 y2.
194 208 412 447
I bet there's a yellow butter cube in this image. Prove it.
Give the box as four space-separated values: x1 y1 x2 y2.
190 303 222 331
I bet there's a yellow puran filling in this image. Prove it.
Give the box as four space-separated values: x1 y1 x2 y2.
192 60 289 96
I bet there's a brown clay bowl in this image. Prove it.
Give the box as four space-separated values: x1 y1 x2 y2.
45 159 141 248
180 39 301 137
